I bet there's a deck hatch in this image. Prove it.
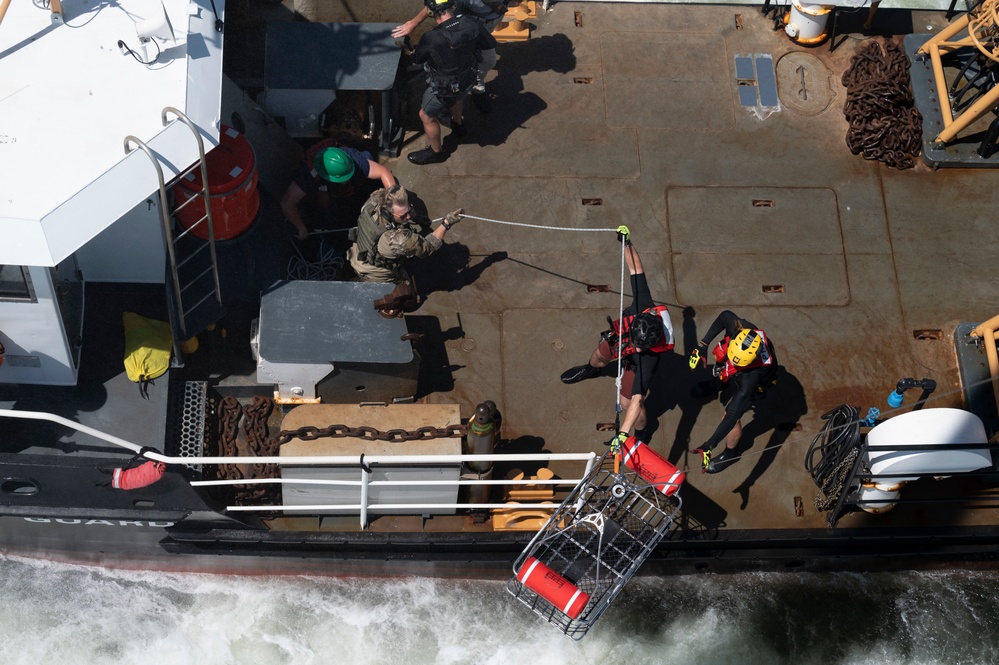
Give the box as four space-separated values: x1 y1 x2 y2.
734 54 779 109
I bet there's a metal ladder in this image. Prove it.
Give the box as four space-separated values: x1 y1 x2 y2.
124 107 225 365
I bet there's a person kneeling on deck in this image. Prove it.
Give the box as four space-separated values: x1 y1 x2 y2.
560 229 675 448
347 185 464 317
407 0 497 165
689 310 778 473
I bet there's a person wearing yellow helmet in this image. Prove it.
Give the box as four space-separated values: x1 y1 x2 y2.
688 310 778 473
280 141 397 241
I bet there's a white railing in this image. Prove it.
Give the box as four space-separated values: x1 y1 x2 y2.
196 453 598 527
0 409 599 528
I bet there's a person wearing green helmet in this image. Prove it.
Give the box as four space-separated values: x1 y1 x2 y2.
280 141 396 241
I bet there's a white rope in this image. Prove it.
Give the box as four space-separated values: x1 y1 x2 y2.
435 213 621 233
615 238 627 426
432 211 630 430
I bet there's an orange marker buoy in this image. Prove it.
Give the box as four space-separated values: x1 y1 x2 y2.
517 557 590 619
620 436 685 496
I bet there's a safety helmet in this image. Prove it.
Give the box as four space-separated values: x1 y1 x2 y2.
313 147 355 183
630 312 665 352
424 0 456 15
727 329 761 367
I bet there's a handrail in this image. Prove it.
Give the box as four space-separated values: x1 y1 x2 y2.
123 134 187 355
0 405 597 466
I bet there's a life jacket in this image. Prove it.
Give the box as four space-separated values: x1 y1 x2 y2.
712 329 775 383
426 15 480 97
606 305 674 356
354 191 422 269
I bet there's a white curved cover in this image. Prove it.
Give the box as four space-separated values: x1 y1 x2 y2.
867 408 991 477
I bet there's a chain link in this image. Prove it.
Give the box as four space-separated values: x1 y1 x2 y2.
814 448 859 512
273 421 467 446
842 39 922 169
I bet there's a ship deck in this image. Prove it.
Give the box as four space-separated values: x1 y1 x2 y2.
5 0 999 567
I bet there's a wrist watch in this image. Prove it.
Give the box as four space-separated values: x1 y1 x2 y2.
442 220 451 230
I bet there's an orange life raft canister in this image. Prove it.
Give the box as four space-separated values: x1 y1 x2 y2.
620 436 685 496
516 556 590 619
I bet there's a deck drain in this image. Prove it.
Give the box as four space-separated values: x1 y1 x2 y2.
582 198 602 205
762 284 786 294
574 77 594 85
587 284 610 293
735 14 743 29
574 11 582 26
596 422 617 431
776 52 834 115
753 199 775 207
913 329 943 340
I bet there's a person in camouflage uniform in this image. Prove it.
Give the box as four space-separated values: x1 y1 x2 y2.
347 185 464 316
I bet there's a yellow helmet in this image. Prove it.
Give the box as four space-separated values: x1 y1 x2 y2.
727 329 761 367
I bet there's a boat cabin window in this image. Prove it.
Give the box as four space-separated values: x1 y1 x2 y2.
0 266 36 303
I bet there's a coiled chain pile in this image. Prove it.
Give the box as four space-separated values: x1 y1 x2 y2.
842 39 923 169
214 396 468 505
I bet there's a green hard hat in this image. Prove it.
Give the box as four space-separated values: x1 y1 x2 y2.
313 147 355 183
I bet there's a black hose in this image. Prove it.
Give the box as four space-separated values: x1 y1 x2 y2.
805 405 861 488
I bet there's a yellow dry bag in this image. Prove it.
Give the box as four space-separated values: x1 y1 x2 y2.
122 312 172 398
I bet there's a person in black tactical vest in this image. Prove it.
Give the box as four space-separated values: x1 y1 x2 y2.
407 0 497 165
392 0 508 113
347 185 464 317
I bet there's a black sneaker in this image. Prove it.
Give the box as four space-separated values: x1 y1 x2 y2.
560 364 600 384
705 447 737 474
450 120 467 138
408 147 448 165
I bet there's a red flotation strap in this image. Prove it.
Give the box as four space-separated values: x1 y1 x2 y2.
620 436 685 496
112 461 166 490
517 556 590 619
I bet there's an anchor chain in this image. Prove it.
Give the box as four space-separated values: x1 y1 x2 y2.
213 396 469 502
814 448 859 512
842 39 922 169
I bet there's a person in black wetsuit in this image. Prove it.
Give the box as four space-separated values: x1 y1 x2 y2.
407 0 497 165
689 310 779 473
560 228 675 450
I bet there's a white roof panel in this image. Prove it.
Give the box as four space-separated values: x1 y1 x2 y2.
0 0 224 266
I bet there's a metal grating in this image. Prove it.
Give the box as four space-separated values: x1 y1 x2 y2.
177 381 208 471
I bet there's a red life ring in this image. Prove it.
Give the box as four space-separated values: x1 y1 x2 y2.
620 436 685 496
112 461 166 490
516 557 590 619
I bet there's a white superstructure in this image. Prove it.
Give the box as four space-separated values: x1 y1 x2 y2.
0 0 224 384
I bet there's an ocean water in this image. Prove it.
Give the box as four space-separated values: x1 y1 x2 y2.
2 556 998 665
